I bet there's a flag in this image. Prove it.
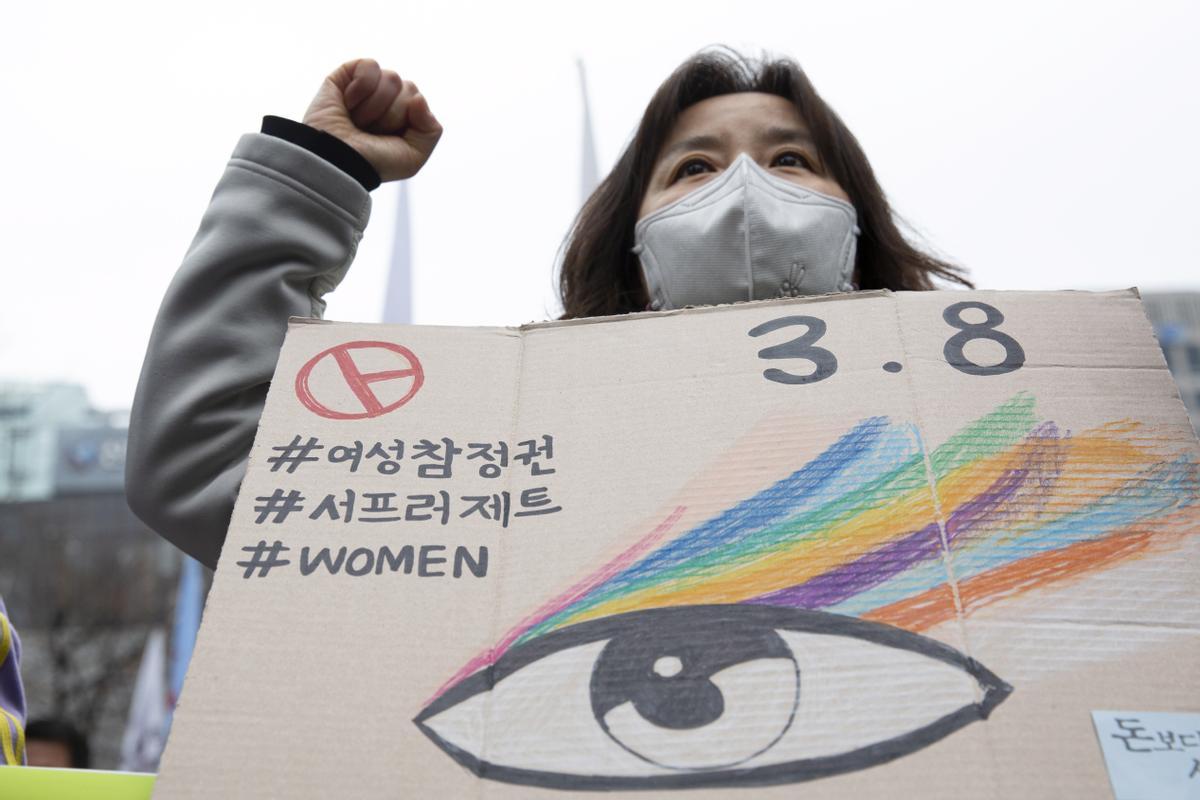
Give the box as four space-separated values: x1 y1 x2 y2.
577 58 599 204
167 555 203 720
382 181 413 325
120 628 168 772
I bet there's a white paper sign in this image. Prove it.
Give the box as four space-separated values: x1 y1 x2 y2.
1092 711 1200 800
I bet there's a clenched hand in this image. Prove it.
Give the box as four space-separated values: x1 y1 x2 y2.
303 58 443 183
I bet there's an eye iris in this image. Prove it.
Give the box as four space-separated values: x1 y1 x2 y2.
589 609 799 770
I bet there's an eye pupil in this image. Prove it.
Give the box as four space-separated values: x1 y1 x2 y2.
591 612 798 760
639 673 725 730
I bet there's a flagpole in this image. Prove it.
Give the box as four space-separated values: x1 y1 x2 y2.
576 58 599 205
382 181 413 325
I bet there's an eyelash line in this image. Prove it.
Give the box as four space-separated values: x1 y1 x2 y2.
668 151 818 184
670 156 714 183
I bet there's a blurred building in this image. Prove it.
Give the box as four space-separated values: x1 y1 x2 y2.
0 381 187 770
1 384 93 500
1142 291 1200 435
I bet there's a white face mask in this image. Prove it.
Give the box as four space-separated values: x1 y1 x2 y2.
633 153 860 310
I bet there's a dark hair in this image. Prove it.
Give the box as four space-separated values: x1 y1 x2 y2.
26 717 90 768
558 48 971 319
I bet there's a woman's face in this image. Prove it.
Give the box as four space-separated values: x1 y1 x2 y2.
638 92 851 220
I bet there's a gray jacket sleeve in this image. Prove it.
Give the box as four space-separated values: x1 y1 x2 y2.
126 133 373 569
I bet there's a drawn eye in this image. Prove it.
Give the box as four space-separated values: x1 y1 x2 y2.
414 605 1011 790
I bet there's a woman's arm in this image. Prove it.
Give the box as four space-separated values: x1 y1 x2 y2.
126 59 442 568
125 132 371 568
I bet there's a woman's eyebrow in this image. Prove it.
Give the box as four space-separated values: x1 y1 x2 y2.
658 133 727 165
759 126 816 148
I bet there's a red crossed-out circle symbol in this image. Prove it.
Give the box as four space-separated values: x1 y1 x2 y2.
295 340 425 420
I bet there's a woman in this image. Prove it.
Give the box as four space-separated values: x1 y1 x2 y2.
126 49 970 569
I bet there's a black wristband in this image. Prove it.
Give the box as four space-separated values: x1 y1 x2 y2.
260 115 382 191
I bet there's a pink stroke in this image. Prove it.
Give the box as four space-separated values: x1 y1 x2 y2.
426 505 687 703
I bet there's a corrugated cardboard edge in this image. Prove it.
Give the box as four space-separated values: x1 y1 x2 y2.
289 287 1143 334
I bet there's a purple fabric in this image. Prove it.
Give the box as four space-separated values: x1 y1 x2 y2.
0 596 26 765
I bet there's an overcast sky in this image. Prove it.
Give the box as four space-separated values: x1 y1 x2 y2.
4 0 1198 410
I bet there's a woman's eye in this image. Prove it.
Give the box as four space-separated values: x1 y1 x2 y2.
772 152 813 170
673 158 714 181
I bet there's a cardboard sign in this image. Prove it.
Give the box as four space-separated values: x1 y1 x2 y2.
155 290 1200 798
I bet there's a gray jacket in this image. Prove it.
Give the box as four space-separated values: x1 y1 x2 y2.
126 133 373 569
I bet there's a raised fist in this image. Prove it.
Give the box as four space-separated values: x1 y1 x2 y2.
303 58 443 183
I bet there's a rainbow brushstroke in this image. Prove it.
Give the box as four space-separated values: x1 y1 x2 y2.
434 394 1199 699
